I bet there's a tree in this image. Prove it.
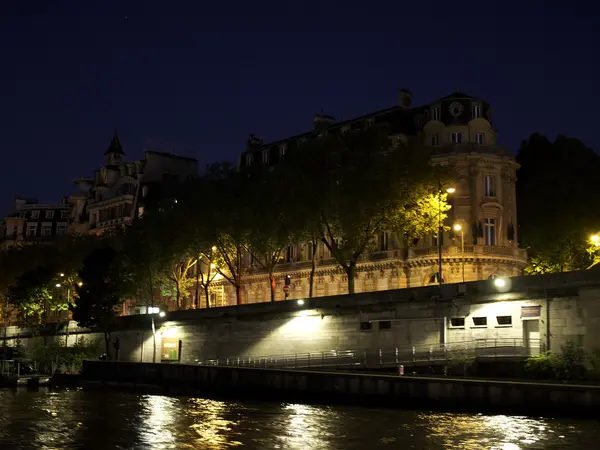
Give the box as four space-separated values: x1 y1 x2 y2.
8 266 67 329
195 251 220 308
277 139 330 298
517 133 600 273
120 213 172 311
176 163 249 306
294 126 442 294
71 247 124 359
203 169 250 306
244 170 294 302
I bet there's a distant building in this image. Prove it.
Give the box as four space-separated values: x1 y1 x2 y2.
69 131 198 235
0 197 70 248
216 90 527 305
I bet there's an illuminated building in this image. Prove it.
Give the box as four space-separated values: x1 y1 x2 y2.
215 91 527 305
0 197 71 248
69 131 198 235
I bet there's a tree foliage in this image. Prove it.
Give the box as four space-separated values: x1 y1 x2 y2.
517 133 600 273
278 126 447 294
71 247 124 359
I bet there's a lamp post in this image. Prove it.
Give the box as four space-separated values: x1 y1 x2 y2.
148 307 166 363
437 186 455 285
454 224 465 282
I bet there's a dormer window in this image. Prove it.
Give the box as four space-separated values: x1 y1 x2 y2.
431 107 441 121
262 149 269 165
366 118 375 127
472 103 482 118
245 153 254 167
279 144 287 157
31 211 39 219
46 211 54 219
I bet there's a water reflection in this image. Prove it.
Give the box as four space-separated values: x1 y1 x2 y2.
421 412 577 449
0 389 599 449
186 398 243 448
139 395 177 447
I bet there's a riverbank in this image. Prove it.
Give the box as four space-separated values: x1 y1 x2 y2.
81 361 600 418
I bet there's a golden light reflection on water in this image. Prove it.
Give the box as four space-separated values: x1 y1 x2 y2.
185 397 243 448
421 412 562 449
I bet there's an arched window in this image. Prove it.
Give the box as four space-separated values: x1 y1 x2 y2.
428 274 444 284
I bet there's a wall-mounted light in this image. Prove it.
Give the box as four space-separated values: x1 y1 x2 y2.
297 299 305 306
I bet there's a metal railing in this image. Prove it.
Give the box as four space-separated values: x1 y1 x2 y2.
201 338 541 371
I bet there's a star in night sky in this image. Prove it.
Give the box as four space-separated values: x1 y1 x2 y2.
0 0 597 211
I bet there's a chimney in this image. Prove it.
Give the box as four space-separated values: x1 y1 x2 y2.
398 89 413 109
246 134 264 151
313 114 336 131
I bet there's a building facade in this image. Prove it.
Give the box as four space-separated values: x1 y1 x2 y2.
0 197 71 248
211 90 526 306
69 132 198 235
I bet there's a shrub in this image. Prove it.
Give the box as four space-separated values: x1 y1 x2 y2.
525 341 588 381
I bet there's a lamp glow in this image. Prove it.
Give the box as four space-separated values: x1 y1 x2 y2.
591 235 600 244
446 187 456 194
297 299 305 306
55 283 61 288
494 278 506 288
453 224 462 231
159 311 166 318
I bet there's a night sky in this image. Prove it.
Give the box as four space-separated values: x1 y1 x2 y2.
0 1 597 212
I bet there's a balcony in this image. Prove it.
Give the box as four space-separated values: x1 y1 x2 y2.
407 245 525 260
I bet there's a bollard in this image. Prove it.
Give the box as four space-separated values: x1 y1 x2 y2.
398 364 404 376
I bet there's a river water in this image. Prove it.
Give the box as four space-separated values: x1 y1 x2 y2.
0 388 599 449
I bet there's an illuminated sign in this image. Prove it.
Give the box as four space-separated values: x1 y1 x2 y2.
161 338 180 361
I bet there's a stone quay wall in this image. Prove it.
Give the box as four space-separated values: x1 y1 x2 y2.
81 360 600 418
3 270 600 366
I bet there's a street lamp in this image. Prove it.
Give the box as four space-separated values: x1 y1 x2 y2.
453 224 465 282
149 307 165 363
494 277 506 288
437 185 455 285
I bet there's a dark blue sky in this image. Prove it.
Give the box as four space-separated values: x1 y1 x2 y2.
0 1 597 211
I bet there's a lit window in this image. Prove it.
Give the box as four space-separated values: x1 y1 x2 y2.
379 231 389 251
476 133 485 145
484 175 496 197
27 224 36 237
484 217 496 246
431 135 439 146
472 104 481 118
451 132 462 144
431 107 441 121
